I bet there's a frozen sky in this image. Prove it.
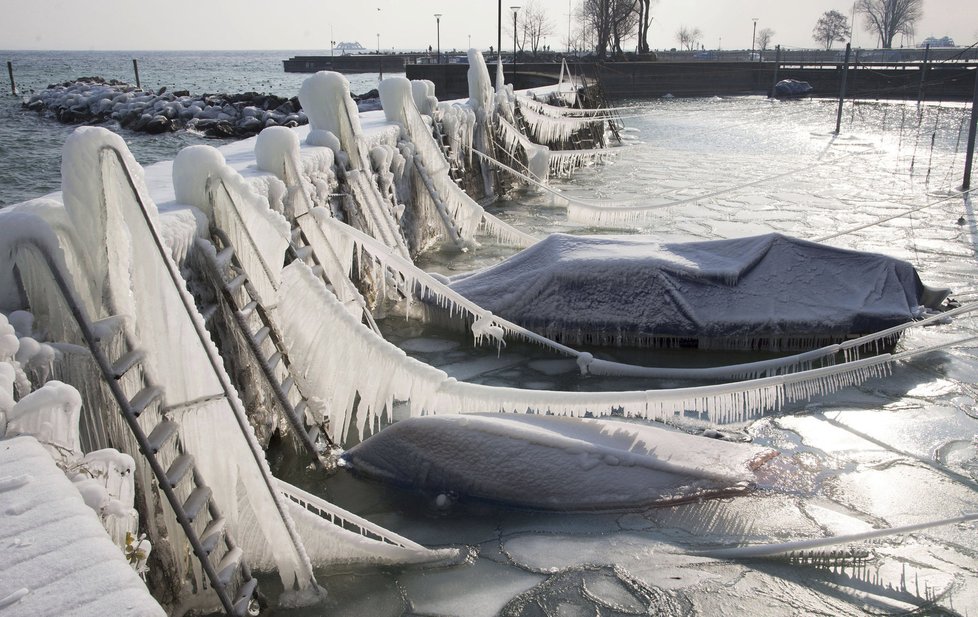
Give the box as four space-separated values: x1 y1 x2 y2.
3 0 977 51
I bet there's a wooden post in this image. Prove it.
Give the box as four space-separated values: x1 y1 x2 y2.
7 61 15 96
132 59 140 89
962 66 978 191
835 43 851 135
768 45 780 98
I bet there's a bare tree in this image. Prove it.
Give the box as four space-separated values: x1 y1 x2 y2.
855 0 923 48
581 0 639 58
812 10 851 49
756 27 775 51
676 26 702 52
635 0 656 54
520 0 556 56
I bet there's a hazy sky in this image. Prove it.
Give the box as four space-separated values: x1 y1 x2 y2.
3 0 977 51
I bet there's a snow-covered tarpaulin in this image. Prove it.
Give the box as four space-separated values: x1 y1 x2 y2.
341 414 775 510
448 233 950 350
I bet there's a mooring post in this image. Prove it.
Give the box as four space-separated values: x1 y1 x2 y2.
7 61 15 96
917 43 930 107
962 66 978 190
769 45 780 98
132 59 140 89
835 43 851 135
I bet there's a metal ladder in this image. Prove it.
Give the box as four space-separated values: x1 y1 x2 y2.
15 240 258 617
198 227 336 467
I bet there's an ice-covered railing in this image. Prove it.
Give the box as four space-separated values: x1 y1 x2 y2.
8 127 320 599
173 145 290 307
379 76 536 249
515 94 632 119
299 72 414 261
275 256 978 444
275 478 459 567
516 99 604 146
496 117 615 179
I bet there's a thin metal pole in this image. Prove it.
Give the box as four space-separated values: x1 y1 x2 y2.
835 43 851 135
917 43 930 107
513 9 518 88
132 59 140 89
769 45 780 98
962 67 978 190
7 61 14 96
498 0 502 63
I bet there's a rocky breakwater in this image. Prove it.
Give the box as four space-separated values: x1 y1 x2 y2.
22 77 381 138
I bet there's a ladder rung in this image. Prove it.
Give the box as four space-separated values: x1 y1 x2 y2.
252 326 271 346
200 517 227 555
267 351 282 371
310 265 324 277
237 300 259 318
215 246 235 267
307 425 320 443
111 349 146 379
146 420 179 453
293 400 307 419
91 315 126 341
279 376 294 394
165 453 194 488
217 546 244 586
226 273 248 293
129 386 163 417
290 227 302 242
183 486 212 523
232 578 259 617
293 245 314 261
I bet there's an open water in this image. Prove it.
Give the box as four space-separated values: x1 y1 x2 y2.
3 49 978 616
0 50 394 207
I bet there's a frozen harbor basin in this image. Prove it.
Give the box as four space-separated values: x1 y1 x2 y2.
277 96 978 617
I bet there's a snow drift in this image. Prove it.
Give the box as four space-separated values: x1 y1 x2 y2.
448 233 949 351
342 414 775 510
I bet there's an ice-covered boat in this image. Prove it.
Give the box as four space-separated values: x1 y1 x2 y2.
341 413 776 510
448 232 950 351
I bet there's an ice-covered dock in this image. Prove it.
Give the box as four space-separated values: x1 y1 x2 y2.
0 436 164 616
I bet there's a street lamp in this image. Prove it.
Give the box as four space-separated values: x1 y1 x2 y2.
468 34 471 50
511 6 520 87
751 18 758 61
434 14 442 64
376 33 380 54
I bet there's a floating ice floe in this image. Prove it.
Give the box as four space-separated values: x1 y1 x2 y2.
341 413 776 510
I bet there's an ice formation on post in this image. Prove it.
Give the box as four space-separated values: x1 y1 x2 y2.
379 75 535 249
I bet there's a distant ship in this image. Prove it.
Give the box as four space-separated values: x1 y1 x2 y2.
335 41 365 51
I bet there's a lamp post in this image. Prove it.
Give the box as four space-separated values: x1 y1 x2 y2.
751 18 758 61
468 34 471 49
511 5 520 86
434 14 442 64
376 33 380 54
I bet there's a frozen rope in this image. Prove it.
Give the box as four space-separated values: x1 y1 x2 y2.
814 186 977 242
696 511 978 559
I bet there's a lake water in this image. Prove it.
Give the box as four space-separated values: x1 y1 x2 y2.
2 50 977 617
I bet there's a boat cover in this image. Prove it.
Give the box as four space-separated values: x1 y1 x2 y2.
448 233 948 350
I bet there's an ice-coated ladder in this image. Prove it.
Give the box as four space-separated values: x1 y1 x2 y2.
13 239 259 617
199 225 336 467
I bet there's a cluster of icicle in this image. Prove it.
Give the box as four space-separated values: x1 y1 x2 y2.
495 116 614 179
516 98 600 145
1 311 146 565
379 75 536 249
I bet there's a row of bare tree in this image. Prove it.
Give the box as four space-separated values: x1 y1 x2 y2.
514 0 927 59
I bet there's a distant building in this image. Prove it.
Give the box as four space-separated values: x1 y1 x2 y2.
919 36 955 48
